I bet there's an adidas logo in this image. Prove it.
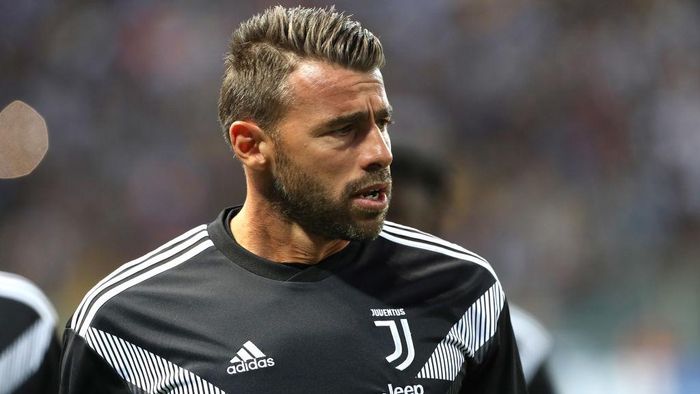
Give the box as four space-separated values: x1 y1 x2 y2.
226 341 275 375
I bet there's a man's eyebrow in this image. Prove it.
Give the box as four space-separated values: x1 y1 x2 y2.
320 106 394 130
376 105 393 120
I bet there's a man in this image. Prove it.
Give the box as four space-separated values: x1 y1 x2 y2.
60 6 526 393
0 100 60 393
388 146 557 393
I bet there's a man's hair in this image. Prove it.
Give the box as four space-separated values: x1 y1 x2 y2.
217 6 385 146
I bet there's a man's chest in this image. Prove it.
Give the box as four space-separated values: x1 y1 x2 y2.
103 281 469 394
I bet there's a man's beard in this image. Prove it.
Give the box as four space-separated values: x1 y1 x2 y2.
267 148 391 241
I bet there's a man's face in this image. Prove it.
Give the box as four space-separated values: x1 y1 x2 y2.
265 61 393 241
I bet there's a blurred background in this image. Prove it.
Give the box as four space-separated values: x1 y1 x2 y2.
1 0 698 392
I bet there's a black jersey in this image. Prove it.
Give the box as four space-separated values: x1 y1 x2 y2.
0 271 60 394
60 207 526 393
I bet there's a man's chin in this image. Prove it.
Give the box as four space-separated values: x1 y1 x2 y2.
342 213 387 241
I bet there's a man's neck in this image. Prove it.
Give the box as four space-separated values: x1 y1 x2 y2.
230 202 350 264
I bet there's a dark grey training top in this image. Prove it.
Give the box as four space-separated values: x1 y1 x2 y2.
60 207 526 394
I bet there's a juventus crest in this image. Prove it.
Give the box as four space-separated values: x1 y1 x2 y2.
374 318 415 371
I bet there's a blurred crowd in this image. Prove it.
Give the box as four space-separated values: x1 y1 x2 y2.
1 1 699 392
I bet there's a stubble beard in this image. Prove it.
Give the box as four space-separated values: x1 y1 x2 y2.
268 148 391 241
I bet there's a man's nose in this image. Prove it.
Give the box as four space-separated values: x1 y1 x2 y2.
361 125 392 172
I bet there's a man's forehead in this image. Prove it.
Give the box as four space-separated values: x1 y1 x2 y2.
288 61 385 99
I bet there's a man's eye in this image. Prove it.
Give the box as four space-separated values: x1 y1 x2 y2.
333 125 354 135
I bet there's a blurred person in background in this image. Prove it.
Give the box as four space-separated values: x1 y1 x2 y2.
59 6 526 393
388 146 557 394
0 272 60 394
0 100 60 393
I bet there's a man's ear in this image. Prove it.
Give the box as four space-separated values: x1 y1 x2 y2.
229 121 270 170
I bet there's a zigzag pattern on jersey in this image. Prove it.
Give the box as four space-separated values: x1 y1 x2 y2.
379 221 498 281
70 225 214 337
85 327 225 394
416 281 505 381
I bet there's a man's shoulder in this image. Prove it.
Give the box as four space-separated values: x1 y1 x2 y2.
369 221 500 307
378 220 498 282
66 224 214 337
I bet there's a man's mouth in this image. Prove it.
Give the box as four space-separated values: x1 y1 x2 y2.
354 183 390 202
361 189 382 200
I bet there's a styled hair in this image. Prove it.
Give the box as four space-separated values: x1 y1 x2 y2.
217 6 385 145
